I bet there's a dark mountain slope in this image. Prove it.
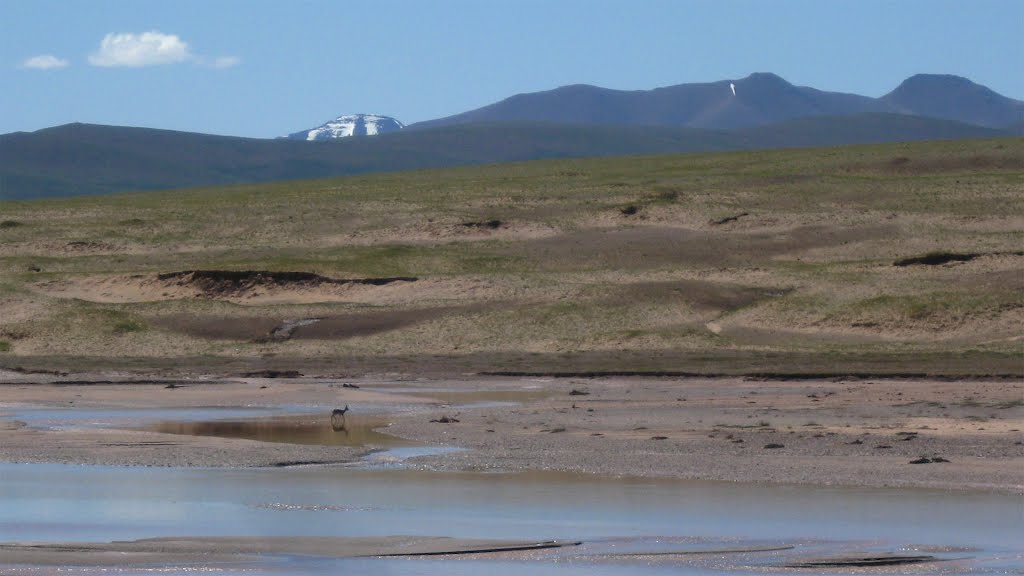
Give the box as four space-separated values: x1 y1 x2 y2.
412 73 1023 132
881 74 1024 129
412 73 887 131
0 122 734 200
0 124 344 199
735 113 1008 148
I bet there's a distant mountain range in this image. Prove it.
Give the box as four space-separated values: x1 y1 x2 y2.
410 73 1023 132
283 73 1023 140
0 73 1020 200
2 115 1007 200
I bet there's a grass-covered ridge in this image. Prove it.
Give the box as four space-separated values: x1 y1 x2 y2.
1 138 1021 375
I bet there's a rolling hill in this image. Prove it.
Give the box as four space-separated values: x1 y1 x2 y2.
881 74 1024 129
1 138 1021 376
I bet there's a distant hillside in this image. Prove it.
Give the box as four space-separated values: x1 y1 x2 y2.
733 113 1010 148
0 122 730 199
881 74 1024 129
412 73 886 131
0 116 1009 200
412 73 1022 132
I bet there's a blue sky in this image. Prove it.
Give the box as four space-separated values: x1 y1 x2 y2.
3 0 1021 138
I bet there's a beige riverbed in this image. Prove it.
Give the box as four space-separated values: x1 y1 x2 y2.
1 371 1020 493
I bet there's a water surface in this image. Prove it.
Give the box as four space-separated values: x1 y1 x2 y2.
1 463 1020 575
1 404 1021 574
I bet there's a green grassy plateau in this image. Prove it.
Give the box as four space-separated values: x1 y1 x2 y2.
1 138 1021 377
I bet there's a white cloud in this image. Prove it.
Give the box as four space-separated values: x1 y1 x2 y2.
21 54 69 70
89 31 191 67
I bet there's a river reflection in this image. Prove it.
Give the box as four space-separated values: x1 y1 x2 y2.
144 414 407 447
1 463 1021 574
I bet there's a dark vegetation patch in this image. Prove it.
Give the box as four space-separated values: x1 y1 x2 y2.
786 554 937 568
376 540 578 557
909 456 950 464
461 219 503 229
894 251 981 266
710 212 749 225
111 320 144 335
241 369 302 378
894 250 1023 266
0 220 23 229
156 270 417 297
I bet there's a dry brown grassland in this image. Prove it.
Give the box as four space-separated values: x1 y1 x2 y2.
1 138 1020 376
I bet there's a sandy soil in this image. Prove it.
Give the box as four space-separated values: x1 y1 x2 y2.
1 370 1020 493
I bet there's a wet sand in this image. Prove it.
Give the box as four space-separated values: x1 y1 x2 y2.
0 536 577 566
0 370 1021 493
0 535 977 572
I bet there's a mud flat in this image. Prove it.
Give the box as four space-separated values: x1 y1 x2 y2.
0 536 578 566
0 371 1020 492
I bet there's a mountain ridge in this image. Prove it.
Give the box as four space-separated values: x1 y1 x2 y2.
410 73 1022 132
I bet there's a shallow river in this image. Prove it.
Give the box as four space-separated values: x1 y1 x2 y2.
1 407 1021 575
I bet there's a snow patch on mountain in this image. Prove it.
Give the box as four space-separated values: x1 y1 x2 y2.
288 114 404 140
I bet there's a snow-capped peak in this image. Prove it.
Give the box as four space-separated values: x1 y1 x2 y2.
288 114 404 140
